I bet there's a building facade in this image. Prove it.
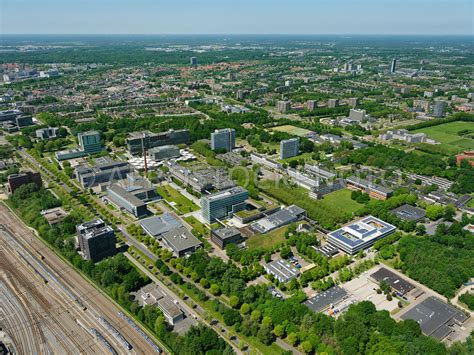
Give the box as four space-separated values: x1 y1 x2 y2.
211 128 236 152
201 186 249 223
280 137 299 159
77 219 116 262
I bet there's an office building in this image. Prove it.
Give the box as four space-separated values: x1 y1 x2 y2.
277 100 291 113
251 205 306 234
348 98 359 107
15 115 33 128
190 57 197 66
126 129 190 155
211 227 242 249
75 157 132 188
433 100 446 118
211 128 235 152
201 186 249 223
140 214 182 239
390 204 426 222
327 99 339 108
280 137 299 159
379 129 436 144
346 175 393 200
56 130 103 161
390 58 397 73
0 109 22 122
327 216 396 255
7 171 42 194
157 298 184 325
348 109 367 121
250 153 282 170
106 184 148 218
40 207 68 226
264 259 300 283
77 219 116 262
306 100 317 111
167 163 234 193
148 145 180 161
161 226 202 257
36 127 59 140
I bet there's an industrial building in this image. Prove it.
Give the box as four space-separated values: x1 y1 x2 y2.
264 259 300 283
251 205 306 234
210 227 242 249
211 128 235 152
201 186 249 223
126 129 190 155
346 175 393 200
304 286 348 313
161 226 202 257
7 171 42 194
76 219 116 262
400 297 468 340
56 130 103 161
370 268 415 296
280 137 299 159
326 216 396 255
75 157 132 188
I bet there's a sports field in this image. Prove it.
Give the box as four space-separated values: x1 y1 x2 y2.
412 121 474 154
271 124 312 137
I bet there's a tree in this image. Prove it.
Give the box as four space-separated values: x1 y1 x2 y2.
426 204 444 221
229 295 240 309
301 340 313 354
287 332 299 346
443 205 456 221
257 324 274 345
210 284 221 296
240 303 250 315
273 324 285 338
251 310 262 322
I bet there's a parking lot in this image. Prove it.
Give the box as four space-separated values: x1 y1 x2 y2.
341 266 401 313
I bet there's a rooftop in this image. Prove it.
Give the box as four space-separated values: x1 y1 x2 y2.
161 226 202 252
140 214 182 237
304 286 348 313
265 259 299 282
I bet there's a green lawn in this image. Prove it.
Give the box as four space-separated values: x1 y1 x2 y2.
412 121 474 154
271 124 312 137
318 189 365 215
247 225 289 251
259 181 364 229
184 216 209 237
156 185 199 214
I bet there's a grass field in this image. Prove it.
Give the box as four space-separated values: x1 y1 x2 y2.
156 185 199 214
259 181 364 229
184 216 209 236
246 225 289 251
271 124 312 137
412 121 474 154
318 189 365 215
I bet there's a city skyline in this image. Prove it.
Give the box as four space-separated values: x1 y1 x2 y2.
1 0 473 35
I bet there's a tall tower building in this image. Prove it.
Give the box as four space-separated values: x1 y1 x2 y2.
211 128 236 152
390 58 397 73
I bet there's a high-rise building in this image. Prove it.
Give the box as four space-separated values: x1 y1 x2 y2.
390 58 397 73
7 171 42 194
349 109 367 121
306 100 317 111
78 131 102 154
190 57 197 66
277 100 291 113
211 128 235 152
348 98 359 107
280 138 300 159
201 186 248 223
327 99 339 108
148 145 180 161
36 127 59 140
76 219 116 262
433 100 446 118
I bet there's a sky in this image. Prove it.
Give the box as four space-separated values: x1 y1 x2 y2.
1 0 473 35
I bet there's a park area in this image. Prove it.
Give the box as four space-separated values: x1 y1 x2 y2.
156 184 199 214
271 124 312 137
412 121 474 154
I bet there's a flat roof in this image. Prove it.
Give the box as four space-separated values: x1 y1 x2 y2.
327 216 396 249
400 296 468 340
108 184 144 207
304 286 348 313
157 298 183 319
251 205 304 234
212 227 241 240
391 204 426 222
140 214 182 237
203 186 247 202
162 226 202 252
370 267 415 295
265 259 299 282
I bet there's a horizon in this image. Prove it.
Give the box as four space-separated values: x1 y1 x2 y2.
1 0 473 36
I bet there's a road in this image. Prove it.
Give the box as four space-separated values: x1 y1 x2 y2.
0 203 166 354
